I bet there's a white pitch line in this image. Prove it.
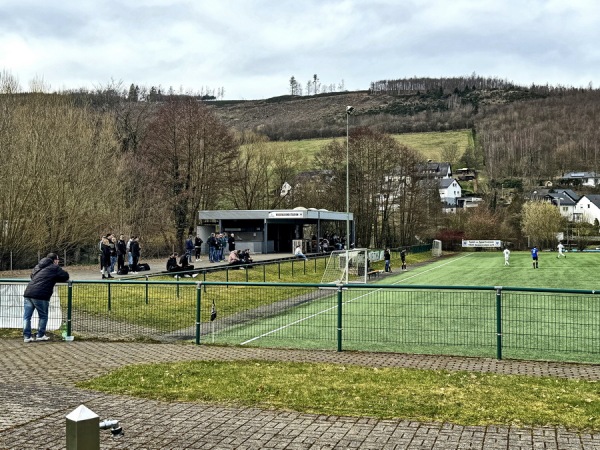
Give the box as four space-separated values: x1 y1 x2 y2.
240 253 473 345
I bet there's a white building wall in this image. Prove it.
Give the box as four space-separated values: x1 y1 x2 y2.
574 197 600 224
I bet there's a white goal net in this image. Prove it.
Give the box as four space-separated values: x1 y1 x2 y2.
432 239 442 257
321 248 369 284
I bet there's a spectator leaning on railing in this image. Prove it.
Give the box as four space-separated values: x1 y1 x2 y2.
23 253 70 343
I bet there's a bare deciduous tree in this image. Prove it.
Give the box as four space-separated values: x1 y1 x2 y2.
315 127 425 247
141 98 238 248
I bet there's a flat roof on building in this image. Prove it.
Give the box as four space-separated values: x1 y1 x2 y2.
198 208 353 221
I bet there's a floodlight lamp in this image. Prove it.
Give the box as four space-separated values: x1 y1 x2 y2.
346 106 354 114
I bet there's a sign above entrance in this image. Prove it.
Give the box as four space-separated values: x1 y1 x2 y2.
461 240 502 248
268 211 305 218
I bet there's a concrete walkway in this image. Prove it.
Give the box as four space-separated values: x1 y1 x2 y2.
2 339 600 449
0 253 312 281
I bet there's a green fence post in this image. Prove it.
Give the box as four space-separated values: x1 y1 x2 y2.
291 260 294 277
226 267 229 283
195 282 202 345
107 282 112 311
145 275 149 304
278 262 281 279
67 281 73 336
263 264 266 282
496 286 503 360
337 285 343 352
245 267 249 282
303 259 306 275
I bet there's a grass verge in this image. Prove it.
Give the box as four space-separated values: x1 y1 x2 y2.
78 359 600 431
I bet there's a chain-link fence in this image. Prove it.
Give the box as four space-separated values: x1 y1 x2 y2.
2 280 600 364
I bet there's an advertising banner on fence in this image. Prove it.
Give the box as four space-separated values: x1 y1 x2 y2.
462 240 502 248
0 284 62 329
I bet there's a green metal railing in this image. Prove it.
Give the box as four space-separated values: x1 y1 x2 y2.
129 256 330 282
2 279 600 364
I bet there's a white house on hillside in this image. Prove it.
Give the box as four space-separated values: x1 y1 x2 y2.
439 178 462 206
545 189 579 221
560 172 600 187
574 195 600 224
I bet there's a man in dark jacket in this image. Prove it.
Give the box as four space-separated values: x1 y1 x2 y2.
116 234 127 273
23 253 70 342
130 236 141 273
166 253 182 272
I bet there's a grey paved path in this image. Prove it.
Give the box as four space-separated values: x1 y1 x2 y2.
2 340 600 449
0 253 306 281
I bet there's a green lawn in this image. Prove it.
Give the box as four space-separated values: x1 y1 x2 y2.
257 130 472 167
79 359 600 431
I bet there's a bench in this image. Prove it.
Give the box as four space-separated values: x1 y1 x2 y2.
367 270 383 280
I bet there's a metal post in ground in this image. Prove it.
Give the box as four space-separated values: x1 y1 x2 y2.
67 281 73 336
337 285 343 352
495 286 503 360
66 404 99 450
195 282 202 345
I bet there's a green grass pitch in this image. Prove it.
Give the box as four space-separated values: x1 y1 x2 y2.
209 251 600 363
380 250 600 290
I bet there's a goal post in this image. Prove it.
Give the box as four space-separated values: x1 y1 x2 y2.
432 240 442 257
321 248 369 284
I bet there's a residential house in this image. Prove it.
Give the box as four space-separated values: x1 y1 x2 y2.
545 189 579 221
439 178 462 206
416 162 452 180
559 172 600 187
574 195 600 224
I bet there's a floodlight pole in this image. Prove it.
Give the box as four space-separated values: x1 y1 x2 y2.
345 106 353 284
557 196 566 241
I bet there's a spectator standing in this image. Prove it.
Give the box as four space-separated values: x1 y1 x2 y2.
194 235 203 261
126 236 133 267
23 252 70 342
400 248 407 271
219 233 228 261
185 235 195 264
214 233 223 262
384 248 391 272
207 233 217 263
228 233 236 252
109 235 117 274
130 236 141 273
100 236 113 279
116 234 127 273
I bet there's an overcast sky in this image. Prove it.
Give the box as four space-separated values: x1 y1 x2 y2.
1 0 599 100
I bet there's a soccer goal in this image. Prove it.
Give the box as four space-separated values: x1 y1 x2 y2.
321 248 369 284
432 239 443 257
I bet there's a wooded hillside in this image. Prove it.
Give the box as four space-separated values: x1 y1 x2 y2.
1 75 598 268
